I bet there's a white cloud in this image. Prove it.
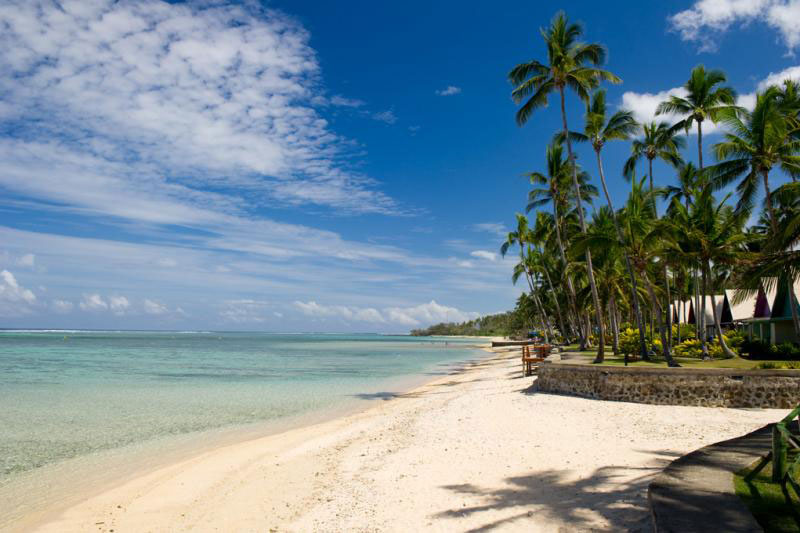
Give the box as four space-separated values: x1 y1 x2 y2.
436 85 462 96
0 270 36 304
143 299 168 315
0 269 36 316
669 0 800 53
384 300 479 327
372 110 397 124
622 87 689 126
220 299 268 323
109 296 130 315
0 0 401 216
473 222 507 237
293 299 478 327
330 95 365 108
80 293 108 311
470 250 497 262
51 299 74 313
621 65 800 133
17 253 35 268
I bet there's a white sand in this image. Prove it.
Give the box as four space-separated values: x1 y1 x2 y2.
34 348 784 532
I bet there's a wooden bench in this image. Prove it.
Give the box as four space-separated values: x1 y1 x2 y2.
521 344 547 376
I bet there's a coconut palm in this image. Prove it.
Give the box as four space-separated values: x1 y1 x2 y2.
529 212 570 339
667 186 747 358
656 65 738 170
711 88 800 234
623 121 685 192
525 140 595 344
566 89 648 361
509 11 620 362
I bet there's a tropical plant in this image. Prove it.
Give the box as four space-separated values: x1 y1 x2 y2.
623 121 685 192
656 64 738 170
710 87 800 234
509 11 619 362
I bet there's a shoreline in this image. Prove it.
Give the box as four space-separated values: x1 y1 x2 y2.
24 343 788 531
5 341 498 532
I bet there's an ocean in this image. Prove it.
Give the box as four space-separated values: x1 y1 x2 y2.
0 330 486 527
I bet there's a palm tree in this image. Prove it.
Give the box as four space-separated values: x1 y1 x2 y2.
526 141 597 342
656 65 737 170
509 11 619 362
736 182 800 337
667 187 747 358
530 212 570 340
711 87 800 234
623 121 684 192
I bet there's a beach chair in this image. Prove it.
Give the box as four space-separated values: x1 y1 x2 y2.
521 344 545 376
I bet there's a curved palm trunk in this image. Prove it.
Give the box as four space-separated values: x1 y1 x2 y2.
608 295 620 355
595 149 649 363
665 265 672 350
641 271 678 366
699 266 710 359
559 85 605 363
551 202 581 343
539 252 568 343
706 261 736 358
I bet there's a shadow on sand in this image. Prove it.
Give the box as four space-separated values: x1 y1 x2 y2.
432 462 666 532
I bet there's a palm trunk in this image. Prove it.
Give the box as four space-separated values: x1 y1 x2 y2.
694 267 702 339
762 170 779 235
706 261 736 358
551 199 581 344
700 266 710 359
609 295 620 355
697 120 703 170
648 157 654 193
532 291 553 343
677 298 682 343
559 85 605 363
540 252 567 343
787 274 800 338
642 272 677 365
595 149 648 363
665 264 672 350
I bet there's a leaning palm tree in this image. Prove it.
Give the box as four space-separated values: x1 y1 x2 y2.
710 87 800 234
509 11 619 362
565 89 648 362
623 121 685 192
656 65 738 170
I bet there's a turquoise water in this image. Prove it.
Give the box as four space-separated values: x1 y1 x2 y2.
0 331 483 494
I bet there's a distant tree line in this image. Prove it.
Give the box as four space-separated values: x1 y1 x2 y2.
410 294 537 337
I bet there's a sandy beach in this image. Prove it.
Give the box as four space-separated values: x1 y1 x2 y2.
33 346 785 532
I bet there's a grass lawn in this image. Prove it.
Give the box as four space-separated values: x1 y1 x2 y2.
560 349 792 369
735 456 800 532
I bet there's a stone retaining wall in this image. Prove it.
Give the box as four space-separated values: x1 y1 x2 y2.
536 363 800 408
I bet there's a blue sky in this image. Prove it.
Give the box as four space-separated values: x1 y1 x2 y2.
0 0 798 331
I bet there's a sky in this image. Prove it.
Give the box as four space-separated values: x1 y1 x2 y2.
0 0 799 332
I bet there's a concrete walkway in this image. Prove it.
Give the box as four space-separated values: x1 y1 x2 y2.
648 424 771 532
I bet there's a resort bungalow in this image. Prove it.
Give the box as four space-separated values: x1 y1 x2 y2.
687 295 725 336
721 289 759 326
671 300 691 325
742 279 798 344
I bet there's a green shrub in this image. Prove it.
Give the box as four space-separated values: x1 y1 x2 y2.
724 330 745 349
671 323 696 340
772 342 800 359
756 361 800 370
619 328 662 356
673 338 703 358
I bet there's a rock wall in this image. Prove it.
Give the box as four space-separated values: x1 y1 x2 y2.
536 363 800 408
